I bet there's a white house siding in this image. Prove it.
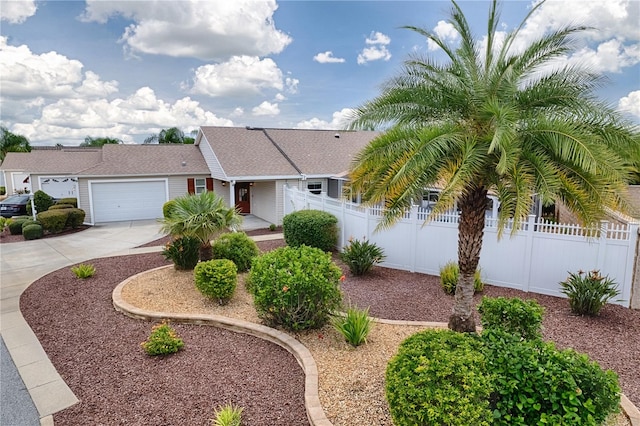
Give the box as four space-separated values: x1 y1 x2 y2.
276 179 304 225
198 139 226 179
213 180 231 206
251 181 277 224
78 179 92 223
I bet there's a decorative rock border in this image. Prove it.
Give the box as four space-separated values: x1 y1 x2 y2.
113 265 640 426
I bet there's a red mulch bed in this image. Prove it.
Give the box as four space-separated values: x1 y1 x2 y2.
19 237 640 424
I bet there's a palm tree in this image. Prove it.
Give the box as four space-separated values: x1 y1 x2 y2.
347 0 639 332
80 136 122 147
144 127 186 144
159 191 243 261
0 126 31 162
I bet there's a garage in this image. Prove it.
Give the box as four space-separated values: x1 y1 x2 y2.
90 180 167 223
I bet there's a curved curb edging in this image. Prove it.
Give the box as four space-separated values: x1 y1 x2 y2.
112 265 332 426
113 265 640 426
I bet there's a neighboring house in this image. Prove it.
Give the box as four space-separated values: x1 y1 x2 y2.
0 127 379 225
0 144 211 224
196 126 379 224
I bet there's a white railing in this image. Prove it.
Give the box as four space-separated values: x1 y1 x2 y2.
284 186 638 307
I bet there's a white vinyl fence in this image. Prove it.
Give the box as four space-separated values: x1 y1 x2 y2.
284 186 639 307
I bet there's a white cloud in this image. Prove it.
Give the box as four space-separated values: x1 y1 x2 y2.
188 56 285 97
274 93 286 102
285 77 299 94
618 90 640 119
569 39 640 73
313 51 346 64
0 0 37 24
296 108 354 130
252 101 280 116
81 0 291 61
427 20 460 51
357 31 392 65
230 107 244 117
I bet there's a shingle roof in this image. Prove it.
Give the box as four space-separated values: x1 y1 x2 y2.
198 126 379 178
1 144 210 176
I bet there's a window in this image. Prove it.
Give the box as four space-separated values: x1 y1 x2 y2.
307 181 322 195
194 178 206 194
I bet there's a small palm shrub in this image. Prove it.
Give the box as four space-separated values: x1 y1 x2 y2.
340 238 386 276
249 245 343 331
212 232 259 272
141 321 184 356
211 404 243 426
478 296 544 341
560 270 620 316
22 223 43 240
332 306 372 346
386 329 493 426
194 259 237 305
439 261 483 294
71 263 96 279
482 329 620 425
162 236 200 270
282 209 338 252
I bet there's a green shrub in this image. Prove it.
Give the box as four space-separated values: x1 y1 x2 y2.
22 223 43 240
30 190 54 215
478 296 544 340
560 270 620 316
0 186 5 195
8 219 27 235
482 329 620 425
141 321 184 356
268 223 277 231
55 197 77 207
340 237 386 276
162 236 200 270
71 263 96 279
332 305 372 346
0 216 7 230
36 209 68 233
212 404 243 426
439 261 483 294
162 199 177 219
49 204 74 210
386 329 493 426
282 209 338 252
65 208 85 228
212 232 259 272
194 259 238 305
249 245 343 330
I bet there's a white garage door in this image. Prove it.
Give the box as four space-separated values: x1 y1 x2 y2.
91 180 167 223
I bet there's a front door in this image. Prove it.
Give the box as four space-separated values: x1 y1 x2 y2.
235 182 251 214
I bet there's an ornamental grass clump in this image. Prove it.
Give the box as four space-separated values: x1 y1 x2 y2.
141 321 184 356
332 305 372 346
71 263 96 279
560 270 620 316
248 245 342 331
439 261 484 294
340 237 386 276
211 404 243 426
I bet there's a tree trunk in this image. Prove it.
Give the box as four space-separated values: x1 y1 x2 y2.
448 187 488 333
199 242 213 261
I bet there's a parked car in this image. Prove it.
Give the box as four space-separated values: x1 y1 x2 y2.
0 194 30 218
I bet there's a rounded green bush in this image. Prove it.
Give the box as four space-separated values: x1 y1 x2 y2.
162 199 178 219
282 209 338 252
8 219 27 235
386 329 493 426
212 232 259 272
28 190 53 215
478 296 544 340
36 209 68 233
55 197 78 207
22 223 43 240
194 259 237 305
48 204 74 210
65 208 85 228
248 245 343 331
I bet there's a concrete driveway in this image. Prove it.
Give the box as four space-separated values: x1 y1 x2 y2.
0 220 165 425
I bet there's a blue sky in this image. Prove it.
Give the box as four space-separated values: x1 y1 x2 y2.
1 0 639 145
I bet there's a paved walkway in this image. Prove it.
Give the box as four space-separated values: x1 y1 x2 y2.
0 215 275 425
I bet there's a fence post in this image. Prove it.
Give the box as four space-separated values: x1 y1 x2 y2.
410 205 419 272
522 214 536 293
596 221 608 272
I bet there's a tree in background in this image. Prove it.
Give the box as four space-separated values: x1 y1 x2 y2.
144 127 187 144
80 136 122 147
0 126 31 162
347 0 639 332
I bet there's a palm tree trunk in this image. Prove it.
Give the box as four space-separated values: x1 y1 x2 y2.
199 242 213 261
448 188 487 332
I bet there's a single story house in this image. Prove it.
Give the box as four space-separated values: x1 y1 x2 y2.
0 127 379 225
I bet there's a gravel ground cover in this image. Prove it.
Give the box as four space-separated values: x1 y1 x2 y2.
20 237 638 425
